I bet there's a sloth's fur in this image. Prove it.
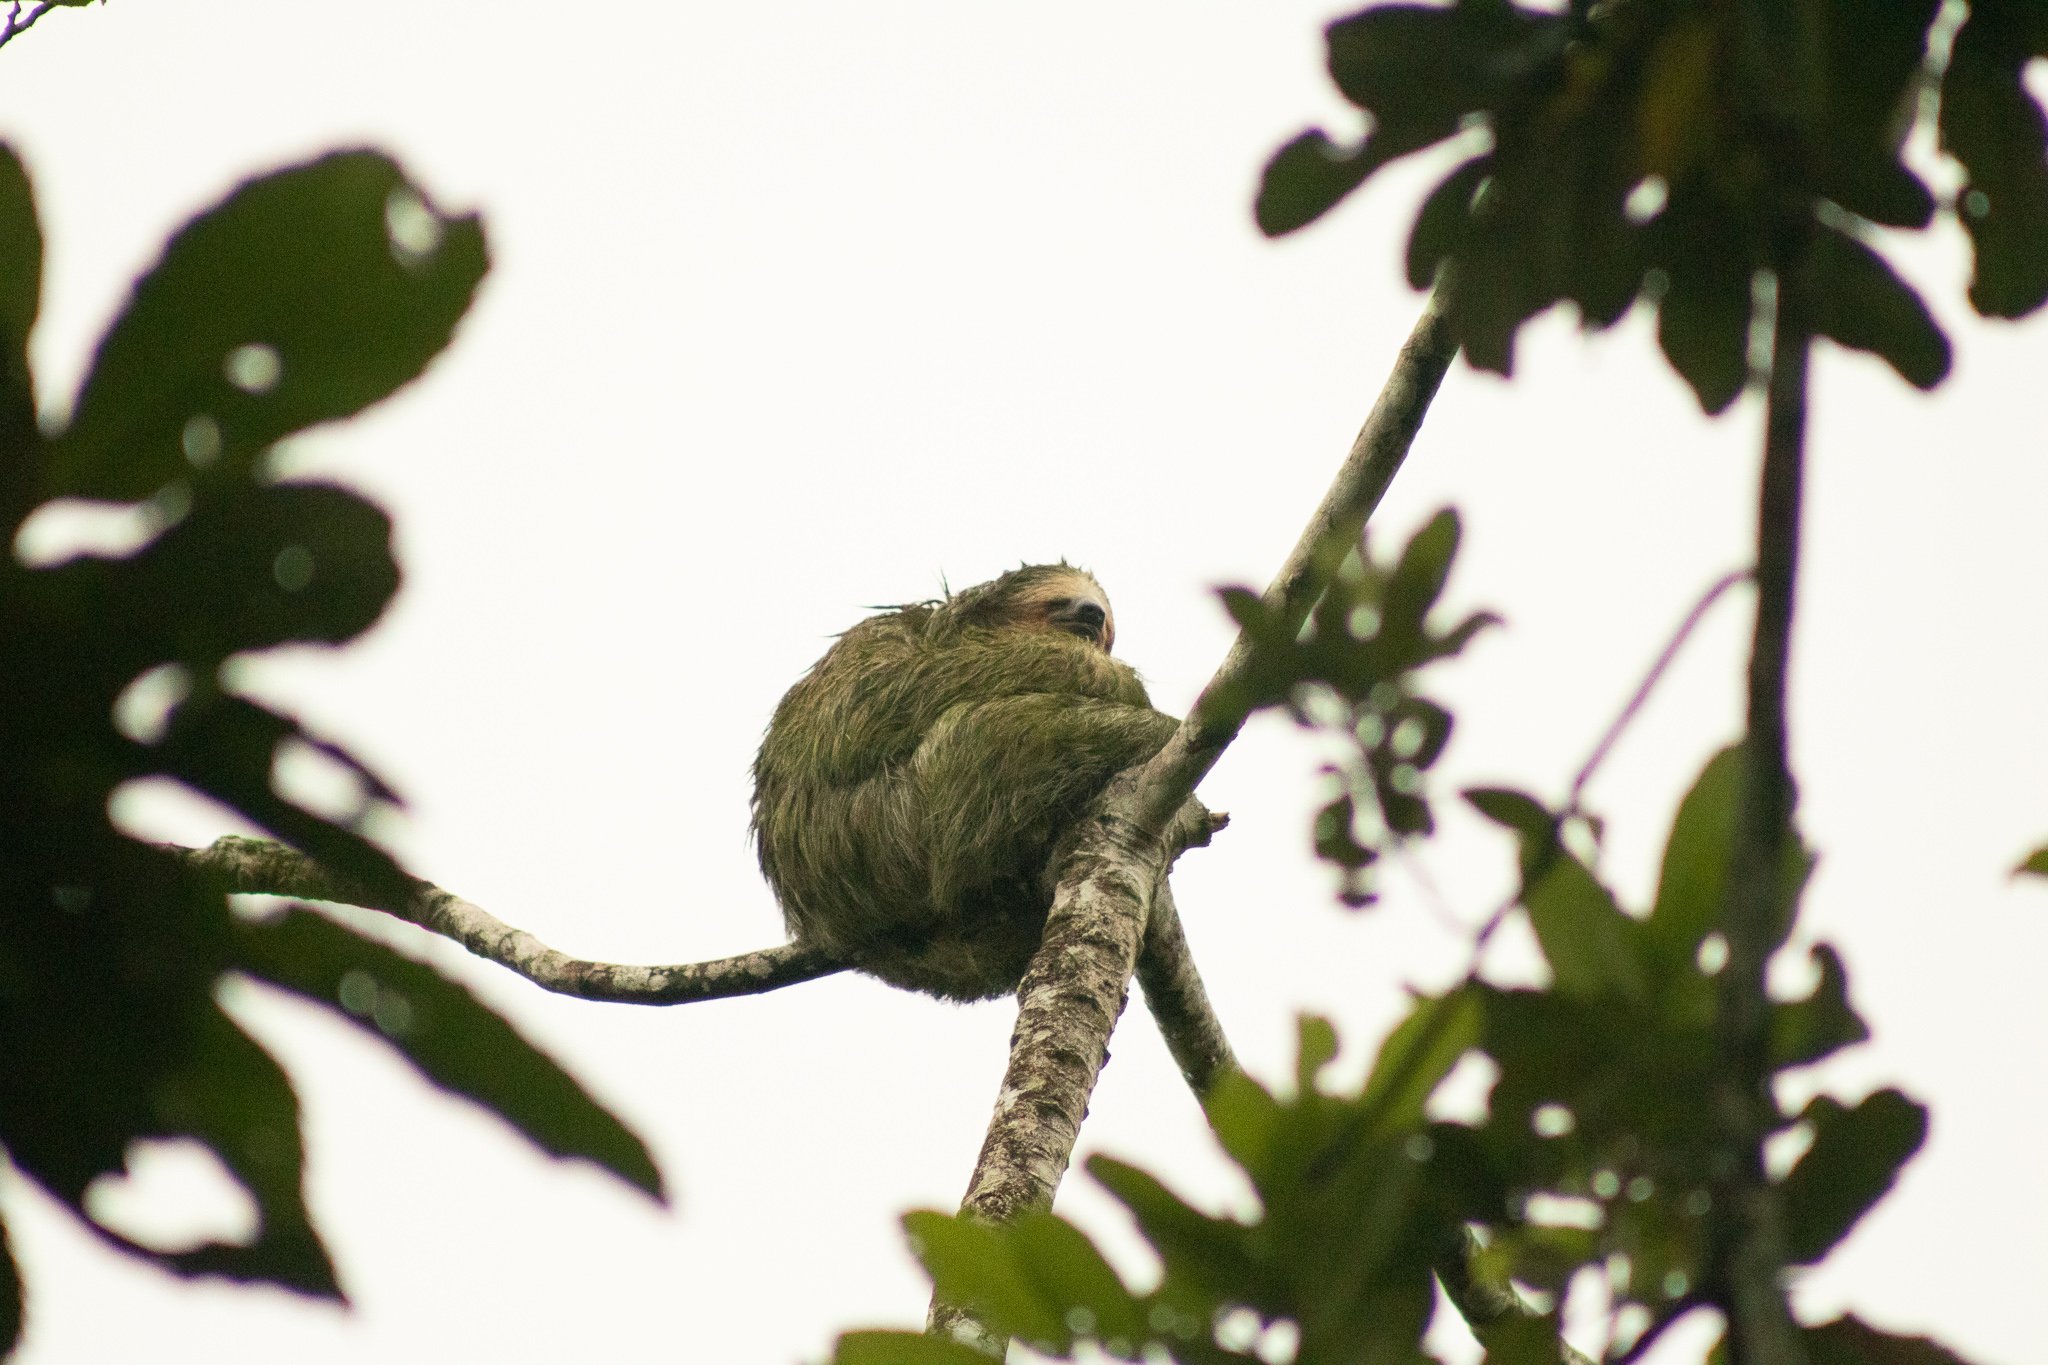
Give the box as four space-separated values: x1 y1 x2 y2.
751 564 1178 1001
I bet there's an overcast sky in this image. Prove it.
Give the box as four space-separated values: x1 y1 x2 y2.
3 4 2044 1363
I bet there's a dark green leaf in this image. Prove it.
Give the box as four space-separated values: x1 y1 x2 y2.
2013 844 2048 879
831 1331 997 1365
1769 944 1869 1070
1204 1069 1286 1183
1257 129 1387 237
1942 6 2048 318
1809 224 1950 389
232 908 665 1201
1804 1314 1976 1365
1326 3 1561 154
1653 187 1756 415
1813 0 1940 230
51 150 488 499
117 481 401 659
1779 1089 1927 1265
1465 787 1556 847
1406 156 1490 288
0 142 40 364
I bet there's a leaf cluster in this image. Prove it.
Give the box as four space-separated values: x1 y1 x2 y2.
1258 0 2048 412
1208 509 1496 906
0 146 661 1349
841 747 1963 1363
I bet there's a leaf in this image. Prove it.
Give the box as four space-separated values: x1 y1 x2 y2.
1524 855 1648 1004
1653 186 1756 415
1008 1213 1149 1349
1384 509 1462 631
2013 844 2048 879
1089 1155 1263 1308
1941 6 2048 318
1769 944 1869 1070
1257 129 1387 237
1479 1310 1569 1365
51 149 488 499
0 142 40 365
1809 224 1951 389
904 1212 1068 1349
1804 1314 1976 1365
1779 1089 1927 1265
116 481 401 658
830 1331 997 1365
111 1008 340 1296
1358 987 1482 1133
1646 745 1811 975
232 908 665 1201
1406 156 1490 289
1325 2 1561 156
1812 0 1940 230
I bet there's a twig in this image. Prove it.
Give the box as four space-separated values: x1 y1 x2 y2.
1565 568 1752 812
0 2 60 53
170 835 846 1003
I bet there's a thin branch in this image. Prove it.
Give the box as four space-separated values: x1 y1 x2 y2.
1135 879 1236 1094
0 2 60 53
1565 567 1752 811
171 834 846 1003
1131 270 1462 838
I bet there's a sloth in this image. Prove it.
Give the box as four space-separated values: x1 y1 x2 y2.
750 564 1183 1001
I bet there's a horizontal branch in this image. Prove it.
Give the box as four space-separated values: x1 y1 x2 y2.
170 835 846 1003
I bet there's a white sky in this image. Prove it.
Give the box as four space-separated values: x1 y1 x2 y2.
3 4 2044 1363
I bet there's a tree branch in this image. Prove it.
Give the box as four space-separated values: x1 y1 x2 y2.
932 274 1460 1351
170 834 846 1003
1709 262 1811 1365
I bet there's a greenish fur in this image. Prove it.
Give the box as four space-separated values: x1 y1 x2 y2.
751 565 1179 1001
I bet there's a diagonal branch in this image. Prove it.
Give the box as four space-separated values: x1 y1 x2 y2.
170 834 846 1003
931 273 1461 1352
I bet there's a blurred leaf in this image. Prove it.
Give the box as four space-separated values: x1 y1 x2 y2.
1769 944 1869 1070
1406 156 1489 289
1295 1014 1340 1093
1942 3 2048 318
905 1211 1070 1350
1384 509 1461 626
1809 224 1950 389
1478 1310 1568 1365
1089 1155 1265 1310
1325 2 1563 156
51 149 487 499
1257 129 1388 236
1779 1089 1927 1265
1645 745 1810 974
1525 855 1647 1004
233 908 665 1200
831 1331 997 1365
0 142 40 365
1359 987 1482 1134
2013 844 2048 879
1653 186 1755 414
1804 1314 1976 1364
1813 0 1940 230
